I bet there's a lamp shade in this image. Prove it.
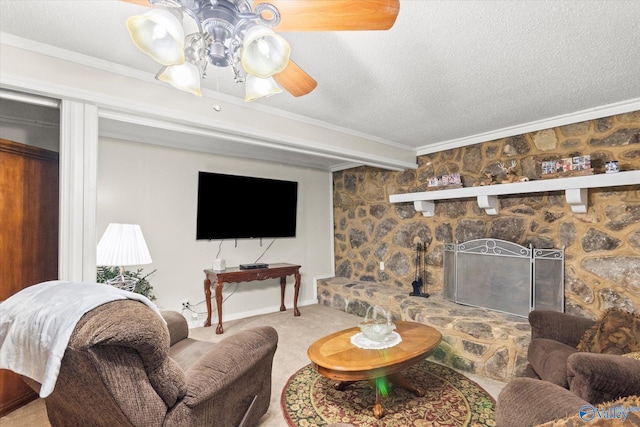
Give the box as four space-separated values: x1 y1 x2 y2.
241 25 290 78
127 8 185 66
245 74 282 102
96 224 152 267
156 62 202 96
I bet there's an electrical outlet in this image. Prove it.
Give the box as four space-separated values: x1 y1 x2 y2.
181 299 190 309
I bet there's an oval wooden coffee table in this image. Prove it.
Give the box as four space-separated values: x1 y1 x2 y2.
307 320 442 419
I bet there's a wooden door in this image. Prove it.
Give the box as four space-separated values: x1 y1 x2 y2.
0 138 59 416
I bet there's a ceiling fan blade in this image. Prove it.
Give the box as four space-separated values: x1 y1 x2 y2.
121 0 152 6
254 0 400 32
125 1 400 30
273 60 317 97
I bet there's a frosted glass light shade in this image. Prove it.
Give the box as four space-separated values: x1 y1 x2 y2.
156 62 202 96
242 25 290 78
96 224 152 267
245 74 282 102
127 9 185 66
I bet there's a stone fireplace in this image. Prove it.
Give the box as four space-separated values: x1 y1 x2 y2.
443 239 564 317
332 111 640 320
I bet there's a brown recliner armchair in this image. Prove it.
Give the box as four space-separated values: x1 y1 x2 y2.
496 310 640 426
23 300 278 427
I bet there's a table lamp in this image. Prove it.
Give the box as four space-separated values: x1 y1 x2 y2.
96 223 153 292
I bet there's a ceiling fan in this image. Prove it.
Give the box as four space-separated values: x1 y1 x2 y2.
122 0 400 101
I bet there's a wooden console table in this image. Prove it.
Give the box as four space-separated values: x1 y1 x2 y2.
203 263 301 334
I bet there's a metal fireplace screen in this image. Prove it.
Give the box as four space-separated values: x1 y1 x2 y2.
443 239 564 317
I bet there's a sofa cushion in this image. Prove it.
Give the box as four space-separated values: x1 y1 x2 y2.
576 308 640 355
169 338 217 371
534 394 640 426
528 338 578 388
161 310 190 346
529 310 595 347
495 377 589 427
567 352 640 404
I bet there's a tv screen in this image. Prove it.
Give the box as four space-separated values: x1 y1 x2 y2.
196 172 298 240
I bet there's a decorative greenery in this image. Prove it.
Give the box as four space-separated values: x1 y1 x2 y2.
96 266 157 301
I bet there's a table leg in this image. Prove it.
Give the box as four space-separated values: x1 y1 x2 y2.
355 375 420 419
279 276 287 312
388 372 425 397
293 271 301 316
215 280 224 334
334 381 353 391
337 379 386 419
204 277 212 327
373 385 384 419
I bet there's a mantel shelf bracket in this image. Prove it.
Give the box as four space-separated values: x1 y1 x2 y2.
565 188 588 213
477 195 500 215
414 200 435 217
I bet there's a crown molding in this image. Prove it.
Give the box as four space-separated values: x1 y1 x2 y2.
330 162 365 172
417 98 640 156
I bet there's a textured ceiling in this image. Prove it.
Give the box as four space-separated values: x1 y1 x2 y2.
1 0 639 154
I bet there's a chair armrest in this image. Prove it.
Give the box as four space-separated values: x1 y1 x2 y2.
182 326 278 407
496 378 588 427
529 310 595 347
161 311 189 346
568 352 640 404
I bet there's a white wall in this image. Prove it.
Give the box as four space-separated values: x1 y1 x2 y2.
97 137 334 322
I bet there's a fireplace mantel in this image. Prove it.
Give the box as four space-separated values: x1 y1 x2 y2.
389 170 640 216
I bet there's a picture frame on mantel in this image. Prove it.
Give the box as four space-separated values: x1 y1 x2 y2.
541 155 593 179
427 173 462 190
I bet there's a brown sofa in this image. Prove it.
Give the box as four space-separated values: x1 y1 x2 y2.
497 379 640 426
23 300 278 427
496 310 640 426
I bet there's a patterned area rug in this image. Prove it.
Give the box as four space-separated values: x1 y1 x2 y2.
281 360 496 426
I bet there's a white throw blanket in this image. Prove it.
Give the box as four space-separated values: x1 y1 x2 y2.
0 280 162 397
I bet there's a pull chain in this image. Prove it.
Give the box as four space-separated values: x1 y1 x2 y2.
213 74 222 112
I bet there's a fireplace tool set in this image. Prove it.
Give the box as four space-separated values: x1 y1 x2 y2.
410 242 430 298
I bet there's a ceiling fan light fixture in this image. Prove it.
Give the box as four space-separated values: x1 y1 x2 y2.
127 8 185 66
123 0 382 100
245 74 282 102
156 61 202 96
241 24 291 78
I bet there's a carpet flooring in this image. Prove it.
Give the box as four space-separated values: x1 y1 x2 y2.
0 303 506 426
282 360 496 426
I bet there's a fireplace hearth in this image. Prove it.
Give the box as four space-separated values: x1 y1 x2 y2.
443 239 564 317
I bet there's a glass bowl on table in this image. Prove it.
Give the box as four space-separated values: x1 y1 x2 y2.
358 305 396 342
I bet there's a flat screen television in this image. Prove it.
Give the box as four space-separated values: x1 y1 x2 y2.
196 171 298 240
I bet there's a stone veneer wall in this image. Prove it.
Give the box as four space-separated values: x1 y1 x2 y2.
333 111 640 320
317 278 532 380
